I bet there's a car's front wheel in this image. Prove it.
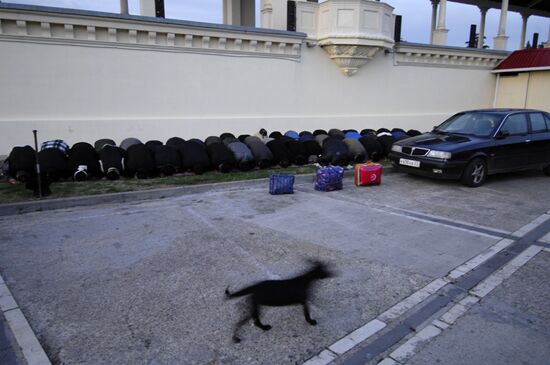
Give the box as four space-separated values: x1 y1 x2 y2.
461 158 487 187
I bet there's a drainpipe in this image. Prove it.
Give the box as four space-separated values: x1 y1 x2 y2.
493 73 500 108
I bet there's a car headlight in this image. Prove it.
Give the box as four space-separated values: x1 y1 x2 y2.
427 150 452 159
391 145 402 153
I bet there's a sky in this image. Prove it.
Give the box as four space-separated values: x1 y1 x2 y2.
3 0 549 50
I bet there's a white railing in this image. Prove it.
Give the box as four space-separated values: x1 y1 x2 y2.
0 3 304 61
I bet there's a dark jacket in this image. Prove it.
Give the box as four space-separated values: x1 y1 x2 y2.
281 137 308 166
181 140 211 175
152 145 182 176
166 137 186 149
377 133 396 157
244 136 273 169
67 142 102 180
206 142 236 173
126 143 156 179
6 146 35 181
94 139 116 152
99 145 125 180
343 138 367 163
319 137 350 166
38 148 68 181
120 138 142 151
226 140 254 171
328 129 345 139
359 135 383 162
145 140 163 150
205 136 222 146
266 139 291 168
303 140 322 161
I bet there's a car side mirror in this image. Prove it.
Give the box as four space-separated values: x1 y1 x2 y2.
495 130 509 139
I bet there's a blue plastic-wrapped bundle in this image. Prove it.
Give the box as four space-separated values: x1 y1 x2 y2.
314 166 344 192
269 173 295 195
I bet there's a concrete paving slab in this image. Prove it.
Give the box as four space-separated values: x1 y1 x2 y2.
0 173 548 365
0 188 434 365
405 251 550 365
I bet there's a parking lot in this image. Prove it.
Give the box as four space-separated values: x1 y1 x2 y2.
1 168 549 365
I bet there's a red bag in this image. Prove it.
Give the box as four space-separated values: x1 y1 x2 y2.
355 163 382 186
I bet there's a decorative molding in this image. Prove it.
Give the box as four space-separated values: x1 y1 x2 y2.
394 43 508 69
296 0 395 76
321 44 380 76
0 6 304 61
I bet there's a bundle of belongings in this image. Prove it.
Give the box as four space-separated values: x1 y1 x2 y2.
314 166 344 192
354 162 383 186
269 173 295 195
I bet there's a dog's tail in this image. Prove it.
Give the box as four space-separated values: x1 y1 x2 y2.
225 284 256 299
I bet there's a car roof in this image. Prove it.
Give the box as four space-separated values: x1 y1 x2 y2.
460 108 547 114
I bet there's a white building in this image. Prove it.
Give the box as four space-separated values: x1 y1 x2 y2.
0 0 548 154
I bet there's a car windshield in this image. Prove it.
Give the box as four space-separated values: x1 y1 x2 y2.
434 112 504 137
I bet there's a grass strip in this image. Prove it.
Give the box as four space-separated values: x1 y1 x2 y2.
0 165 317 204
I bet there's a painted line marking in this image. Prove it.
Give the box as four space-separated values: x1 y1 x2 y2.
297 190 511 240
470 245 543 298
335 212 550 365
378 278 448 322
511 214 550 238
302 349 338 365
328 319 386 355
388 324 442 363
0 273 51 365
446 238 514 281
440 295 479 325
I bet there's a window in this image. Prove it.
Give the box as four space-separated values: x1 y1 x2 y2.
529 113 548 133
500 114 528 135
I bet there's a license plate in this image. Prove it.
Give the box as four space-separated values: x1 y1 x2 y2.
399 158 420 168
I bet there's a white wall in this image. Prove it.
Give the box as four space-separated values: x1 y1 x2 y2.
0 5 503 154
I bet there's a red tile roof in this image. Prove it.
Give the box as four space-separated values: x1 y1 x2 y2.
494 48 550 72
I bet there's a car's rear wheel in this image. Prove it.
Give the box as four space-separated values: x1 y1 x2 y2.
543 166 550 177
461 158 487 187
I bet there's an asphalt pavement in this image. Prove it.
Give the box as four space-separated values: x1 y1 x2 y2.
0 168 549 365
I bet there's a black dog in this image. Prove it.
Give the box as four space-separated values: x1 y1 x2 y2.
225 261 332 343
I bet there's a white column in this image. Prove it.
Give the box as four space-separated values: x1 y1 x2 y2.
260 0 288 31
120 0 129 15
224 0 255 26
493 0 509 50
139 0 155 17
520 14 529 49
477 7 487 49
432 0 448 46
223 0 240 25
430 0 439 44
545 24 550 48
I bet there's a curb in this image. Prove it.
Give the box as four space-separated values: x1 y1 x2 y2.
0 171 360 217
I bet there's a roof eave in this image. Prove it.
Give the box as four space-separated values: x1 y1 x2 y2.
492 66 550 74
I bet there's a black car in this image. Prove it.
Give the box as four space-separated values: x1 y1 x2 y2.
388 109 550 187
